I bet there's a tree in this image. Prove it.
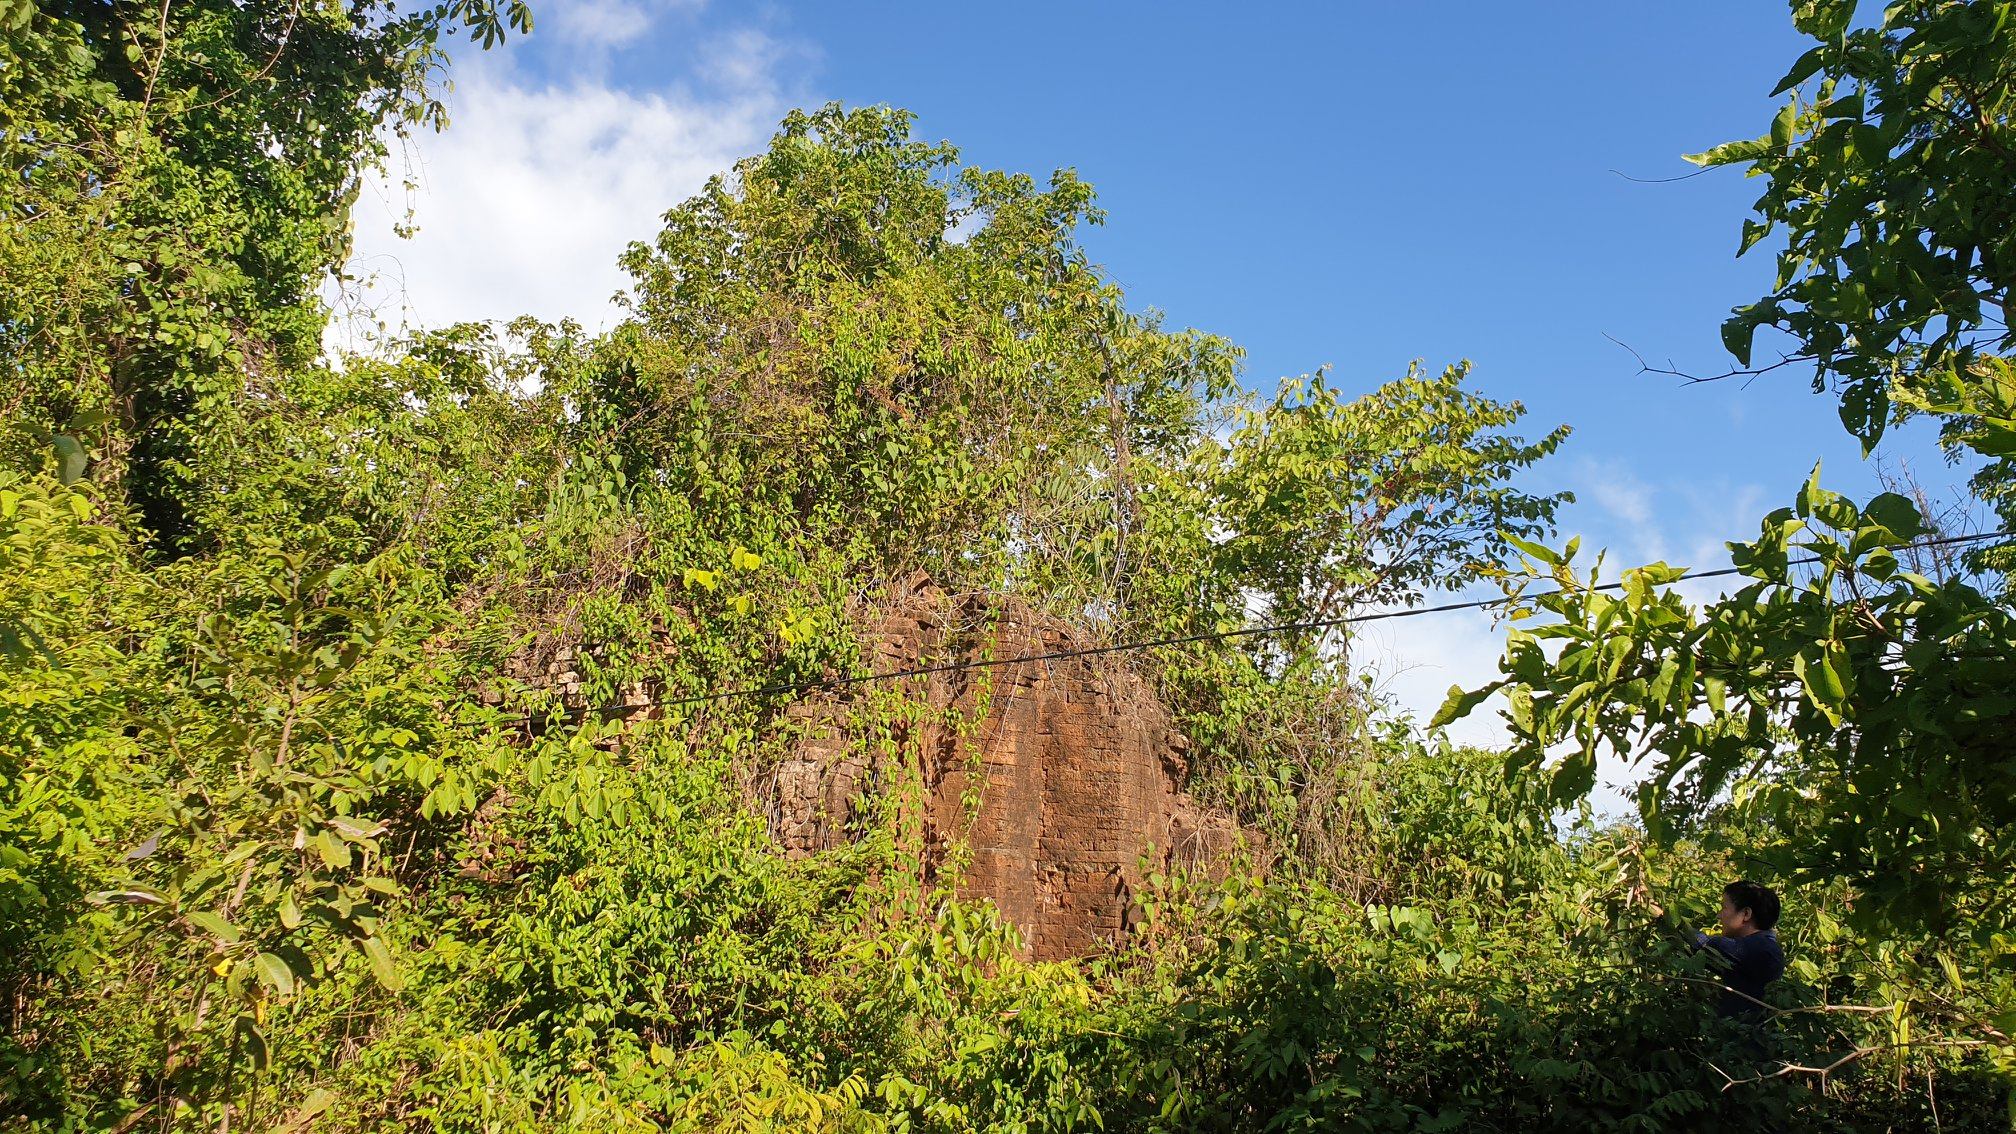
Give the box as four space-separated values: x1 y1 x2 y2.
1439 0 2016 1093
1453 0 2016 940
605 104 1243 612
0 0 530 552
1206 363 1569 664
1440 477 2014 938
1686 0 2012 445
1684 0 2016 575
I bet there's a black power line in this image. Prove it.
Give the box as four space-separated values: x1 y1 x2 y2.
495 530 2005 727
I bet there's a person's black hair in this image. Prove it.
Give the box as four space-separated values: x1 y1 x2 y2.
1724 880 1780 931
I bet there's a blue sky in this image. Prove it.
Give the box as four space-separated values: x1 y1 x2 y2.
342 1 1967 791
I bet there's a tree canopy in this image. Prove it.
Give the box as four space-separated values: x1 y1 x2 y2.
4 1 2013 1129
2 0 530 550
1441 0 2016 1099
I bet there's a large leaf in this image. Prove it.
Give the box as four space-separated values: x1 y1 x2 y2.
50 434 87 485
1431 680 1504 728
185 910 242 943
254 952 296 996
361 936 402 991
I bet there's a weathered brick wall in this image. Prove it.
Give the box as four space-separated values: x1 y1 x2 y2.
489 572 1242 960
769 575 1240 960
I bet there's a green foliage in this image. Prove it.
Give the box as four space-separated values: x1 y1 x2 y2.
1693 0 2016 583
1689 0 2014 449
1430 2 2016 1102
1412 3 2016 1108
0 0 528 551
605 104 1242 616
1441 481 2016 1093
1448 470 2016 928
0 477 144 989
4 12 2006 1125
1209 363 1569 660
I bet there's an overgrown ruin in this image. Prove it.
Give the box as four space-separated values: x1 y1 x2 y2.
766 575 1241 960
502 573 1243 961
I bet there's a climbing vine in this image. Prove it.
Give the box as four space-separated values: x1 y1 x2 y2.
3 6 2009 1126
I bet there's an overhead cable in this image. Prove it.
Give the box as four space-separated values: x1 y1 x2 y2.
489 529 2006 725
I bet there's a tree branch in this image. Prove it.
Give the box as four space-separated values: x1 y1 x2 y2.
1603 333 1817 388
1710 1039 1987 1092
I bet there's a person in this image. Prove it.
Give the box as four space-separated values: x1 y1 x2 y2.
1694 880 1785 1019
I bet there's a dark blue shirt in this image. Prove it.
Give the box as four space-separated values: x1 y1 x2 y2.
1695 929 1784 1017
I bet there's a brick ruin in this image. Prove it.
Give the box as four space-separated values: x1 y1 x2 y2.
498 573 1243 961
767 575 1240 961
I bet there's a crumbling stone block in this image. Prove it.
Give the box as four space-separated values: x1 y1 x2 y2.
770 574 1240 960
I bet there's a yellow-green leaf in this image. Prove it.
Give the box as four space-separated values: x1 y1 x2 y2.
254 952 295 996
361 936 402 991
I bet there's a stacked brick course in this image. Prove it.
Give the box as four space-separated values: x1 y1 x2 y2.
768 575 1240 961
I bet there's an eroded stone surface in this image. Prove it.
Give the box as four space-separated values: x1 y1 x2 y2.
485 571 1242 960
769 574 1239 961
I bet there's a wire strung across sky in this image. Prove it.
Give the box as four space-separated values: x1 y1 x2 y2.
497 530 2006 727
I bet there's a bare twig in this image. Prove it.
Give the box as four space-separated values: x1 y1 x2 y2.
1657 973 1893 1018
1711 1039 1987 1092
1608 166 1717 185
1603 332 1817 389
141 0 172 114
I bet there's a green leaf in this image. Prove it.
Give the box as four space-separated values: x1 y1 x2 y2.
1647 657 1680 705
1683 138 1772 167
1769 100 1798 150
254 952 296 996
1668 651 1696 713
1791 0 1853 38
1720 307 1767 366
51 435 88 485
1549 751 1597 802
1837 379 1890 452
362 936 402 991
1964 417 2016 457
314 829 352 868
1859 493 1927 541
239 1016 271 1070
185 910 242 943
326 815 385 840
1795 461 1829 518
298 1089 337 1120
1507 684 1535 734
87 887 170 906
1503 534 1559 565
1771 46 1829 95
1431 681 1503 728
1798 650 1847 722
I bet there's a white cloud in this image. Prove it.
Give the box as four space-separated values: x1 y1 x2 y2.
1357 471 1775 822
1583 458 1654 529
332 28 798 347
558 0 655 49
1356 598 1641 821
698 26 792 90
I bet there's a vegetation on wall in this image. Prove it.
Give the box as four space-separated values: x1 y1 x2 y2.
3 0 2012 1130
